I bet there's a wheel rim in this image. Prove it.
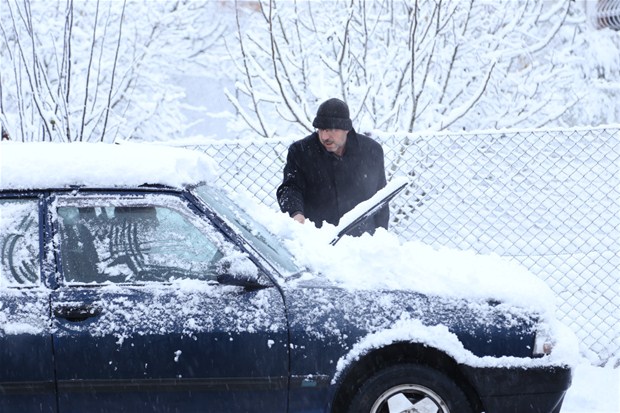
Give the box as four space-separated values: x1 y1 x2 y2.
369 383 451 413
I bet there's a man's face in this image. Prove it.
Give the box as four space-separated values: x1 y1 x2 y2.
318 129 348 156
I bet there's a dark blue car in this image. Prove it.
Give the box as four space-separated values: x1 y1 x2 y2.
0 142 573 413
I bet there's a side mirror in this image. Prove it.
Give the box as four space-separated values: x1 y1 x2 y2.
215 257 269 290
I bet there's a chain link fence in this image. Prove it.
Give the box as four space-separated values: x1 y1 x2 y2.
181 126 620 366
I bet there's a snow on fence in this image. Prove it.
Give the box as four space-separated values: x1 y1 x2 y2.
183 126 620 366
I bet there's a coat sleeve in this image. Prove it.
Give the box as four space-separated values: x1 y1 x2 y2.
276 144 305 217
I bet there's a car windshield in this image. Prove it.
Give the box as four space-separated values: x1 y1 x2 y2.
192 184 302 277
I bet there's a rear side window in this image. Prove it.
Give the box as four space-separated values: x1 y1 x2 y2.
56 199 230 284
0 199 40 285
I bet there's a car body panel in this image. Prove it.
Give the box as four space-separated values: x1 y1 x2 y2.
0 289 56 413
51 285 289 413
0 196 57 412
281 283 545 411
460 364 572 413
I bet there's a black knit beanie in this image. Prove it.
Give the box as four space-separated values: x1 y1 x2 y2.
312 98 352 130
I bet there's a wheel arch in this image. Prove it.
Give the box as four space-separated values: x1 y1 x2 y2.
330 341 483 413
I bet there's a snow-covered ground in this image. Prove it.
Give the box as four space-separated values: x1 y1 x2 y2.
562 361 619 413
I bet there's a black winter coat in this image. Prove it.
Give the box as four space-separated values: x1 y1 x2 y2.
276 130 388 236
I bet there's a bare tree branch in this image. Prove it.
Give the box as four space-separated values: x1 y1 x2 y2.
5 0 53 140
101 0 126 142
79 0 100 142
437 61 497 131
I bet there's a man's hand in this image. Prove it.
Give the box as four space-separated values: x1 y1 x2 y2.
292 212 305 224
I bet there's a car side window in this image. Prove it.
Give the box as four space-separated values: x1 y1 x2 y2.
56 200 228 284
0 199 40 285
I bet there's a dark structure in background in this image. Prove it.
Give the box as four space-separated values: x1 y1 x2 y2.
597 0 620 29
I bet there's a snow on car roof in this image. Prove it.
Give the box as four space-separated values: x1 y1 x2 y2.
0 141 218 190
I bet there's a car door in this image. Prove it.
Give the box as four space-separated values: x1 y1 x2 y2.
49 191 289 413
0 195 56 413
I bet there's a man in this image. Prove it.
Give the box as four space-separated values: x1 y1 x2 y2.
276 98 388 236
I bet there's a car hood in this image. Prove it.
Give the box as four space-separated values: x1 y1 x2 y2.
280 281 579 376
281 227 557 318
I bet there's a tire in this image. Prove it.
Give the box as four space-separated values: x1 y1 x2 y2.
346 363 474 413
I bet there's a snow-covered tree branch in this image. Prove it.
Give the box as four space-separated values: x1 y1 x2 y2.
0 0 226 142
225 0 620 139
2 1 619 142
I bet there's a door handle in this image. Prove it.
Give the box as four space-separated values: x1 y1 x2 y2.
53 304 102 322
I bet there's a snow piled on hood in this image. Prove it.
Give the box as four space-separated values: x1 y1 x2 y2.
244 188 557 317
0 141 218 189
311 230 555 311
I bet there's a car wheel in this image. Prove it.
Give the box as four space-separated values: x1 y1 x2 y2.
346 364 474 413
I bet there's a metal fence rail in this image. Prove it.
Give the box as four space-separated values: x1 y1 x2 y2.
183 126 620 366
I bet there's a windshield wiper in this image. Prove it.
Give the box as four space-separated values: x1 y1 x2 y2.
330 177 409 245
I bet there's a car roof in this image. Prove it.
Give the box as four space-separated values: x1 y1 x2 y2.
0 141 218 191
